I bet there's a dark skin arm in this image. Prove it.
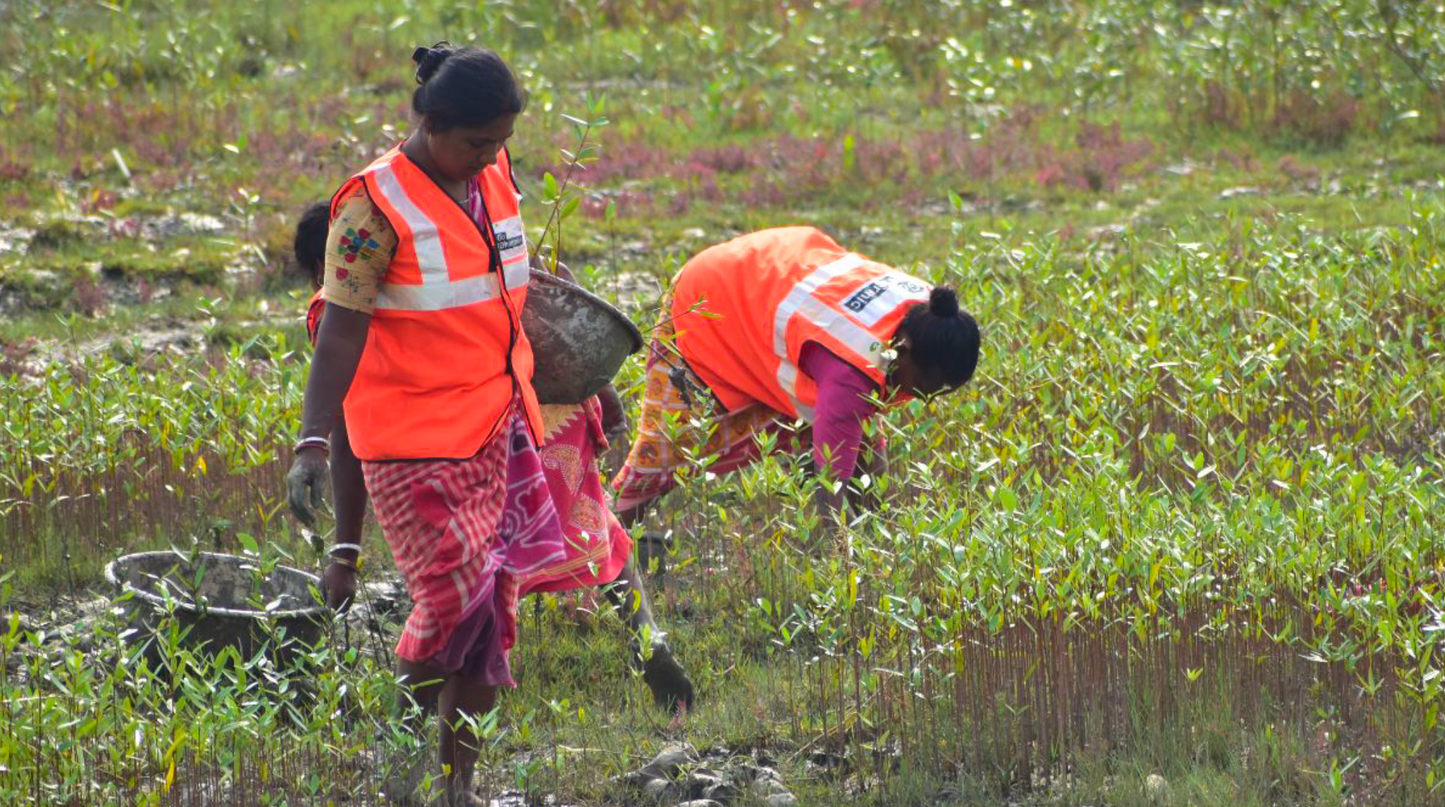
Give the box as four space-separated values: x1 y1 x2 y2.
815 484 846 527
286 304 373 607
817 329 958 523
595 383 629 444
850 435 888 511
322 415 367 610
813 436 887 527
330 416 366 547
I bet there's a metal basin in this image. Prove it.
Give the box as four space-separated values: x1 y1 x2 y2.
523 271 644 404
104 551 326 663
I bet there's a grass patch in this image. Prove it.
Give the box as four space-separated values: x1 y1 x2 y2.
4 1 1445 804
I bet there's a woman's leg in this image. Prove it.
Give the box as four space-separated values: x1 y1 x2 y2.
603 551 694 713
616 502 648 531
437 675 497 806
396 656 445 720
393 658 498 806
387 658 446 805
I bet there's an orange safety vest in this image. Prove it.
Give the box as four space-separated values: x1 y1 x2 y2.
329 144 543 461
671 226 931 422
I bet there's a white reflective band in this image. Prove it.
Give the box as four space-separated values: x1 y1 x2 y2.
776 294 880 419
504 260 529 288
367 159 530 312
773 254 863 362
772 253 888 420
504 258 530 288
793 399 816 423
377 258 530 312
368 164 448 284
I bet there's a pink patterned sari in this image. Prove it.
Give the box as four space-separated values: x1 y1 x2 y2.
353 179 632 686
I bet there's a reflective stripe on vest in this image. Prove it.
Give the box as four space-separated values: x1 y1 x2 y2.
365 162 531 312
671 226 930 424
333 145 544 461
773 253 866 421
771 255 930 420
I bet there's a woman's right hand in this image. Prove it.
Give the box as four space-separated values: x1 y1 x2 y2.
292 304 373 529
286 447 330 527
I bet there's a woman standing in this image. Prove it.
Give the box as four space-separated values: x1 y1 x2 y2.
614 226 980 527
284 45 685 806
292 198 693 725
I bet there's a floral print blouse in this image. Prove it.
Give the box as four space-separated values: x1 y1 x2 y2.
322 186 396 314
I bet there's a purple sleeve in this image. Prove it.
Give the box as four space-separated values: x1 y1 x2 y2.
799 341 879 481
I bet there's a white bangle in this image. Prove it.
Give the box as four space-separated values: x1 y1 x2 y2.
329 543 362 555
295 435 331 454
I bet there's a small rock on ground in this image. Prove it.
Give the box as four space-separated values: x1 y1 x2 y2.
643 778 672 800
1145 772 1169 802
634 741 698 782
623 744 798 807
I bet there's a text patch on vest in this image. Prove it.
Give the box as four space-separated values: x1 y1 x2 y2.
841 271 930 327
493 215 528 267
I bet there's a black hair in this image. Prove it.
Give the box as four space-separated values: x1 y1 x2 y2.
898 286 980 387
411 42 526 133
293 202 330 282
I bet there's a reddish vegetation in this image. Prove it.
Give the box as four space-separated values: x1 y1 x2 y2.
1277 154 1321 185
0 338 38 377
0 160 30 182
1215 148 1260 173
540 108 1155 217
1186 80 1366 147
1033 121 1155 192
1273 90 1360 147
81 189 120 215
34 93 402 205
72 276 109 317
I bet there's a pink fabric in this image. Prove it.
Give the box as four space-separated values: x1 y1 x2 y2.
362 179 571 685
418 410 570 685
517 397 632 598
361 407 566 682
799 341 879 481
429 573 508 684
435 399 634 685
465 177 484 225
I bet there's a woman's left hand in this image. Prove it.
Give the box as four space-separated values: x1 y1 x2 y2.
322 561 359 612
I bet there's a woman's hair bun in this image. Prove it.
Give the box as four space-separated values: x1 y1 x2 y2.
928 286 960 318
413 42 455 84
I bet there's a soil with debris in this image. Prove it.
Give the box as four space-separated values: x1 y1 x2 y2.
621 742 798 807
3 571 411 662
